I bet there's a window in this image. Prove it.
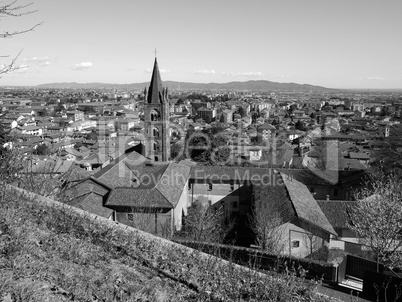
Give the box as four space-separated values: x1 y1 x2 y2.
127 213 134 221
230 183 234 191
334 188 338 197
310 187 315 193
150 109 161 121
291 240 300 248
232 201 238 209
208 183 212 191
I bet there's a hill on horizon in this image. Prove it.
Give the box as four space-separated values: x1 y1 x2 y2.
36 80 333 91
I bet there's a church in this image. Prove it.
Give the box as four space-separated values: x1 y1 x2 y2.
143 58 170 162
66 58 337 256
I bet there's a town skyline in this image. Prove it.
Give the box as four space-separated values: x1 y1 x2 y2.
1 0 402 89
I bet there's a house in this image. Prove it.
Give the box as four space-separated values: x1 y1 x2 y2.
348 152 370 167
0 119 18 129
25 158 75 174
66 110 84 122
116 119 136 131
197 107 216 123
257 122 275 142
75 152 111 171
275 173 337 258
248 147 262 161
188 166 337 249
65 178 114 220
276 129 303 141
278 169 367 201
317 200 361 254
17 125 43 136
68 150 192 236
219 109 233 124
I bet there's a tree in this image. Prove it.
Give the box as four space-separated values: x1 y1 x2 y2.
372 124 402 174
170 142 184 161
0 124 24 196
187 131 211 163
248 203 284 254
82 106 96 114
295 120 307 131
347 171 402 271
55 103 65 113
74 141 83 149
37 108 48 117
248 185 293 254
184 198 230 243
1 1 41 75
34 144 49 155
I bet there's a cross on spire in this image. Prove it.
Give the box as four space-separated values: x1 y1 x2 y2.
154 48 158 58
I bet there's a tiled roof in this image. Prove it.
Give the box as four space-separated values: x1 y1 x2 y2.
280 149 294 163
349 152 370 160
338 158 367 170
317 200 353 230
277 168 337 186
338 170 367 190
76 152 109 165
92 151 148 188
155 163 191 208
61 166 93 183
66 178 110 200
278 142 293 150
96 163 138 188
280 172 337 235
252 177 296 223
258 122 276 130
126 162 169 188
88 150 193 209
27 158 74 174
105 188 172 209
190 166 276 184
70 192 114 219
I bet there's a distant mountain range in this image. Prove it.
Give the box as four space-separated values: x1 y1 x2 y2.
36 80 333 91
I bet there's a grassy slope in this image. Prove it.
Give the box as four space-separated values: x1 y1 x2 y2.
0 187 337 302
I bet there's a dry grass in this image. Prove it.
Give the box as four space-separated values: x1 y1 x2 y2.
0 187 338 301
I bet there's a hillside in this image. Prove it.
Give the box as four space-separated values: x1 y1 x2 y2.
36 80 331 91
0 186 337 301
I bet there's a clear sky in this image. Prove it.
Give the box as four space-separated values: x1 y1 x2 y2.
1 0 402 89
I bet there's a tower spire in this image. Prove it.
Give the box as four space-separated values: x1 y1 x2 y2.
147 58 164 104
144 58 170 162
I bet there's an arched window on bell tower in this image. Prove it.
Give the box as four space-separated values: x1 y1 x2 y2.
150 109 161 121
153 127 159 137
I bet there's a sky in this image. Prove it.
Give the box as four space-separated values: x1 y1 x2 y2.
1 0 402 89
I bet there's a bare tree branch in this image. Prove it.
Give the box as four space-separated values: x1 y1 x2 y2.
0 1 37 17
1 1 41 76
0 22 42 39
347 171 402 270
0 49 22 77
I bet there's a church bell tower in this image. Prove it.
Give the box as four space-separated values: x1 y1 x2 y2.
144 58 170 162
